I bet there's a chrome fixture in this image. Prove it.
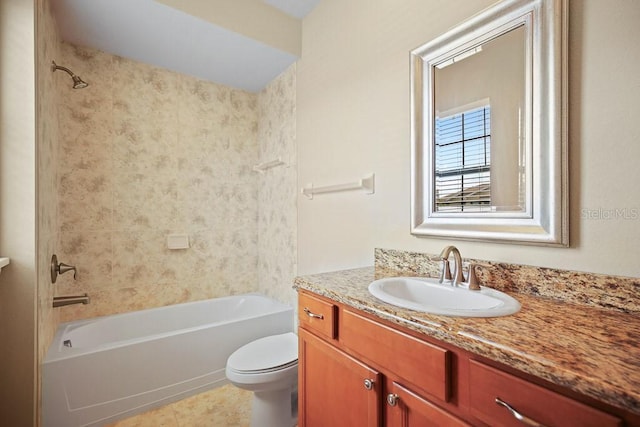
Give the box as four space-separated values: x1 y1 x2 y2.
53 294 90 308
438 245 480 290
303 307 324 320
51 254 77 283
51 61 88 89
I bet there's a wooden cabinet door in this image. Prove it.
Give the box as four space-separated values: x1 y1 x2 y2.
385 381 470 427
299 328 381 427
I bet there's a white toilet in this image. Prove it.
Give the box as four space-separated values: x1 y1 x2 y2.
225 332 298 427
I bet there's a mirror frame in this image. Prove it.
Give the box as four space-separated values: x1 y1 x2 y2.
410 0 568 246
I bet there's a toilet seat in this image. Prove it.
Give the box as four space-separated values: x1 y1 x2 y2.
227 332 298 374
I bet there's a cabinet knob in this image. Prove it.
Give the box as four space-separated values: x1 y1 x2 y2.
363 378 374 390
387 393 399 406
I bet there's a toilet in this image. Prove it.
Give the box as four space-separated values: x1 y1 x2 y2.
225 332 298 427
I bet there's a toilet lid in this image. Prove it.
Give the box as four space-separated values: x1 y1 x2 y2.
228 332 298 373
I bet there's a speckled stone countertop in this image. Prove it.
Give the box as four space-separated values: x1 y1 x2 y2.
293 267 640 415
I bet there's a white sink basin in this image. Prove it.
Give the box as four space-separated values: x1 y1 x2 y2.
368 277 520 317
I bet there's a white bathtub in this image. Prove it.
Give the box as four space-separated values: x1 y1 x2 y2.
43 293 294 427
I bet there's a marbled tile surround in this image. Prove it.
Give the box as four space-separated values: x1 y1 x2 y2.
54 44 298 322
55 42 260 322
256 65 298 308
294 250 640 415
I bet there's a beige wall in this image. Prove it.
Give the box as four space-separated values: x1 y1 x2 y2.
297 0 640 278
0 0 37 425
1 0 62 423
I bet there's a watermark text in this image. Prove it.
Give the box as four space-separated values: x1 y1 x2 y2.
581 207 639 220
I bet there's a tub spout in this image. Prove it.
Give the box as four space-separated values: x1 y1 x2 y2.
53 294 90 308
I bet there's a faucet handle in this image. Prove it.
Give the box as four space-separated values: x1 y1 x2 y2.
466 263 481 291
58 262 77 279
51 254 77 283
439 259 452 283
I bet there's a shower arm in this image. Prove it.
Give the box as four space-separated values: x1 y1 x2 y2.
51 61 74 77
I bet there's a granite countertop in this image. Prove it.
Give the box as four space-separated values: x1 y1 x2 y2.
293 267 640 415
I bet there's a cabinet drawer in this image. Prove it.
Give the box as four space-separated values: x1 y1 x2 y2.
340 308 451 402
469 360 622 427
298 292 337 340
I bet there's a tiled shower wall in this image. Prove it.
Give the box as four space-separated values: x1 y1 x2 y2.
257 65 298 307
55 43 269 321
36 0 62 420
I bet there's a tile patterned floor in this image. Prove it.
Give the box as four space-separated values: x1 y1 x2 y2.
105 385 252 427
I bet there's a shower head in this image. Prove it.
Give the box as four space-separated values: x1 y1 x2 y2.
51 61 89 89
70 75 89 89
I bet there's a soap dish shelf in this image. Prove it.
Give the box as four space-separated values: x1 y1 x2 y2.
253 158 287 173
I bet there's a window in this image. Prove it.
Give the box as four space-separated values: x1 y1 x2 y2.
434 105 491 212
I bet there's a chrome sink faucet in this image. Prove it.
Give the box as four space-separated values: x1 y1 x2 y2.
438 245 481 290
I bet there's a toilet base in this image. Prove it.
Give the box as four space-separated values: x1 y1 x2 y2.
250 387 297 427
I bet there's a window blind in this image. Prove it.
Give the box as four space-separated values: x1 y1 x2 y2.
434 106 491 212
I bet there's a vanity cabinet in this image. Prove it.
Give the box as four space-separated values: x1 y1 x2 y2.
298 290 632 427
298 291 467 427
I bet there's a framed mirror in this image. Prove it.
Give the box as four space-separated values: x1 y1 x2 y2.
410 0 568 246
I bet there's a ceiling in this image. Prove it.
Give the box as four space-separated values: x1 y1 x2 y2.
51 0 320 92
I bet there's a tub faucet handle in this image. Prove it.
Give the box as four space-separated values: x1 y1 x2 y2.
51 254 77 283
59 262 77 278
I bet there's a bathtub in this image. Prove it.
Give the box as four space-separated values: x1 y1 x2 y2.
43 293 294 427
